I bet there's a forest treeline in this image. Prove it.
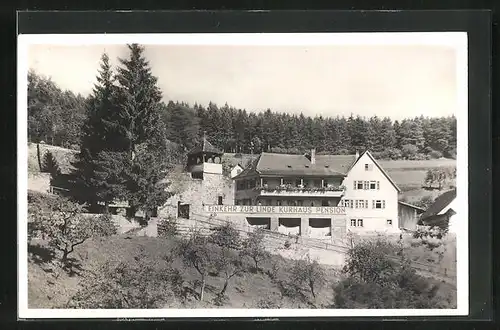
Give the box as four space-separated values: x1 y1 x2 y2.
28 68 456 161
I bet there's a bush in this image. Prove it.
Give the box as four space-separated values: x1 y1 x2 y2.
380 148 402 160
209 223 241 249
333 239 443 308
69 251 183 308
401 144 418 159
429 150 443 159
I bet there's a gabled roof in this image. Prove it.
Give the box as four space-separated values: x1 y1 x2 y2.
420 188 456 219
350 150 401 192
187 137 223 155
232 152 356 179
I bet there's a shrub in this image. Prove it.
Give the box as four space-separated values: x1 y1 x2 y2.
401 144 418 159
333 239 443 308
380 148 402 160
240 228 270 271
429 150 443 159
69 251 183 308
209 223 241 250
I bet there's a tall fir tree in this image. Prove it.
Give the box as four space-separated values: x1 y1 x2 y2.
112 43 175 218
72 53 122 208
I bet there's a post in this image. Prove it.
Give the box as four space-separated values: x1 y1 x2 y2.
280 178 284 185
260 177 263 187
300 178 304 187
270 216 279 231
321 179 324 187
300 217 308 237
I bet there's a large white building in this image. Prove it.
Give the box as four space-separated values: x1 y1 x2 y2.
232 149 401 234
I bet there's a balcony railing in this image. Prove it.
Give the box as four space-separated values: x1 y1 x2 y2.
252 184 345 197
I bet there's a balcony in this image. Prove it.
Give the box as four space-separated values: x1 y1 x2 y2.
253 184 345 198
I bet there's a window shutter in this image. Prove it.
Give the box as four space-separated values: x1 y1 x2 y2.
383 200 386 209
372 200 375 208
365 200 368 208
377 181 380 190
353 181 356 190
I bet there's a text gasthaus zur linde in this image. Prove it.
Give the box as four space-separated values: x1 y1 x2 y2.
203 204 347 215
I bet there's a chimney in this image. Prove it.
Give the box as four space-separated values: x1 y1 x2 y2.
311 148 316 164
355 150 359 160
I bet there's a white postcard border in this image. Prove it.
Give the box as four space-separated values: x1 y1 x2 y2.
17 32 468 319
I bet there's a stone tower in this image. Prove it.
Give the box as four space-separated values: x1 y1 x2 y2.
186 135 233 211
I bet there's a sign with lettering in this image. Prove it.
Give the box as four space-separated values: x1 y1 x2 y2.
203 204 346 215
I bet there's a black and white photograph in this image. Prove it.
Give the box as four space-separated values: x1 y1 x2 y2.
18 32 468 318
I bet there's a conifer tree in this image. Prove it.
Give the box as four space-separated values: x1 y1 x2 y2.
113 44 174 219
72 53 122 208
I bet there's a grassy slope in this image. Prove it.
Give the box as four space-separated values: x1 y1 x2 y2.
28 234 457 309
28 235 340 309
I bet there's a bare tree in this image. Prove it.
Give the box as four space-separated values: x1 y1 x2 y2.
240 228 270 272
178 231 216 301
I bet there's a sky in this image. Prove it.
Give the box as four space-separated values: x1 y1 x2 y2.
28 43 459 120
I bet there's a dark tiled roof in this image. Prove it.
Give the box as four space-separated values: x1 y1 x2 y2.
188 138 223 155
233 152 355 179
420 188 457 219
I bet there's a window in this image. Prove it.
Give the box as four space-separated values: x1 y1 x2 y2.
356 181 364 190
265 199 272 206
351 219 364 227
235 200 240 205
218 196 223 205
322 200 329 206
343 199 353 208
355 199 368 209
262 179 268 186
295 179 302 187
373 200 385 209
288 200 296 206
236 169 242 174
387 219 392 226
363 181 370 190
297 200 303 206
370 181 377 190
365 164 373 171
277 200 282 206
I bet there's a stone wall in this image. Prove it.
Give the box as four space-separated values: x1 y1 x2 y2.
158 169 234 219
